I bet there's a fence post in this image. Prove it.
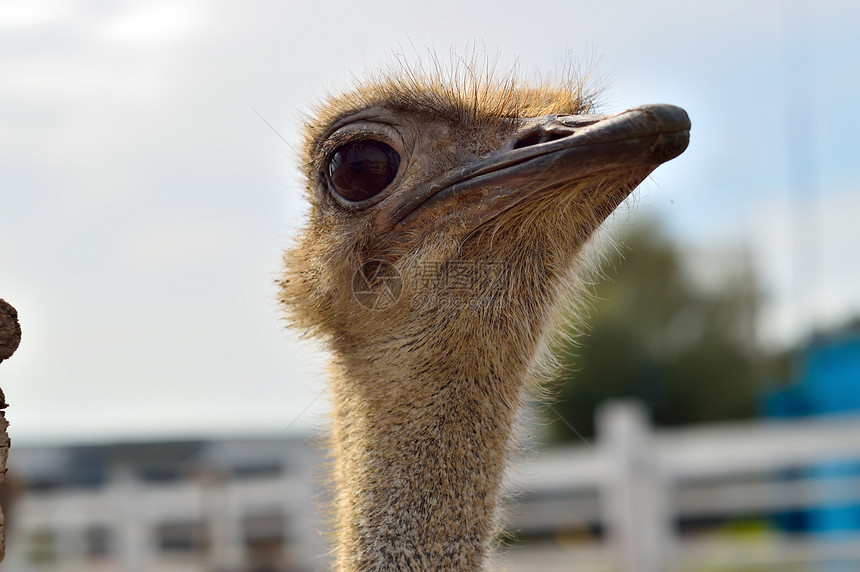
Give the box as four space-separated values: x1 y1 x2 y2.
111 465 151 572
202 469 245 571
598 401 671 572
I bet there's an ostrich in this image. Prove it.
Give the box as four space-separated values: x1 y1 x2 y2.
280 65 690 571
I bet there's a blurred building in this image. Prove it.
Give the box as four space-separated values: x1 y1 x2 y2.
3 437 331 572
767 327 860 417
765 326 860 536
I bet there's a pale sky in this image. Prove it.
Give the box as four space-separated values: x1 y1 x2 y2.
1 0 858 444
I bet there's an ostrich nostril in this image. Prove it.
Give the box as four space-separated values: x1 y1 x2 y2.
513 128 570 149
512 131 545 149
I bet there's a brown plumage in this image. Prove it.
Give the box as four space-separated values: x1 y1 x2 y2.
281 63 690 571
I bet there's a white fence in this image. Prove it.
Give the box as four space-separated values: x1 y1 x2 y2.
3 440 330 572
6 405 860 571
504 401 860 571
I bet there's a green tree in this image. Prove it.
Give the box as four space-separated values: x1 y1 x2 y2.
548 219 760 442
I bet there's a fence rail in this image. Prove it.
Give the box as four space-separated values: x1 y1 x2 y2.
506 401 860 571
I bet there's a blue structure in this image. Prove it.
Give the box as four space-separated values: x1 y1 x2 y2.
764 328 860 537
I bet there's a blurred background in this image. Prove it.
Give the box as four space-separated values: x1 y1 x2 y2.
1 0 859 570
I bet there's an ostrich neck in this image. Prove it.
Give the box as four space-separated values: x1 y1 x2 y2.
329 323 533 571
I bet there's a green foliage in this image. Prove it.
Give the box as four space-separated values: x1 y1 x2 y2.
548 219 760 442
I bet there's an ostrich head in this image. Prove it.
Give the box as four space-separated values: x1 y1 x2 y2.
280 64 690 570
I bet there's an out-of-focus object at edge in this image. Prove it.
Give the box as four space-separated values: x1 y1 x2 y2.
0 298 22 562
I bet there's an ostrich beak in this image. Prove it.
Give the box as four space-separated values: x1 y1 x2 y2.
374 104 690 233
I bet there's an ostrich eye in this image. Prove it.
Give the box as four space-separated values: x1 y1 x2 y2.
328 140 400 202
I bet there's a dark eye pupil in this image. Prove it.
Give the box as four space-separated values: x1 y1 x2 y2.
328 140 400 202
